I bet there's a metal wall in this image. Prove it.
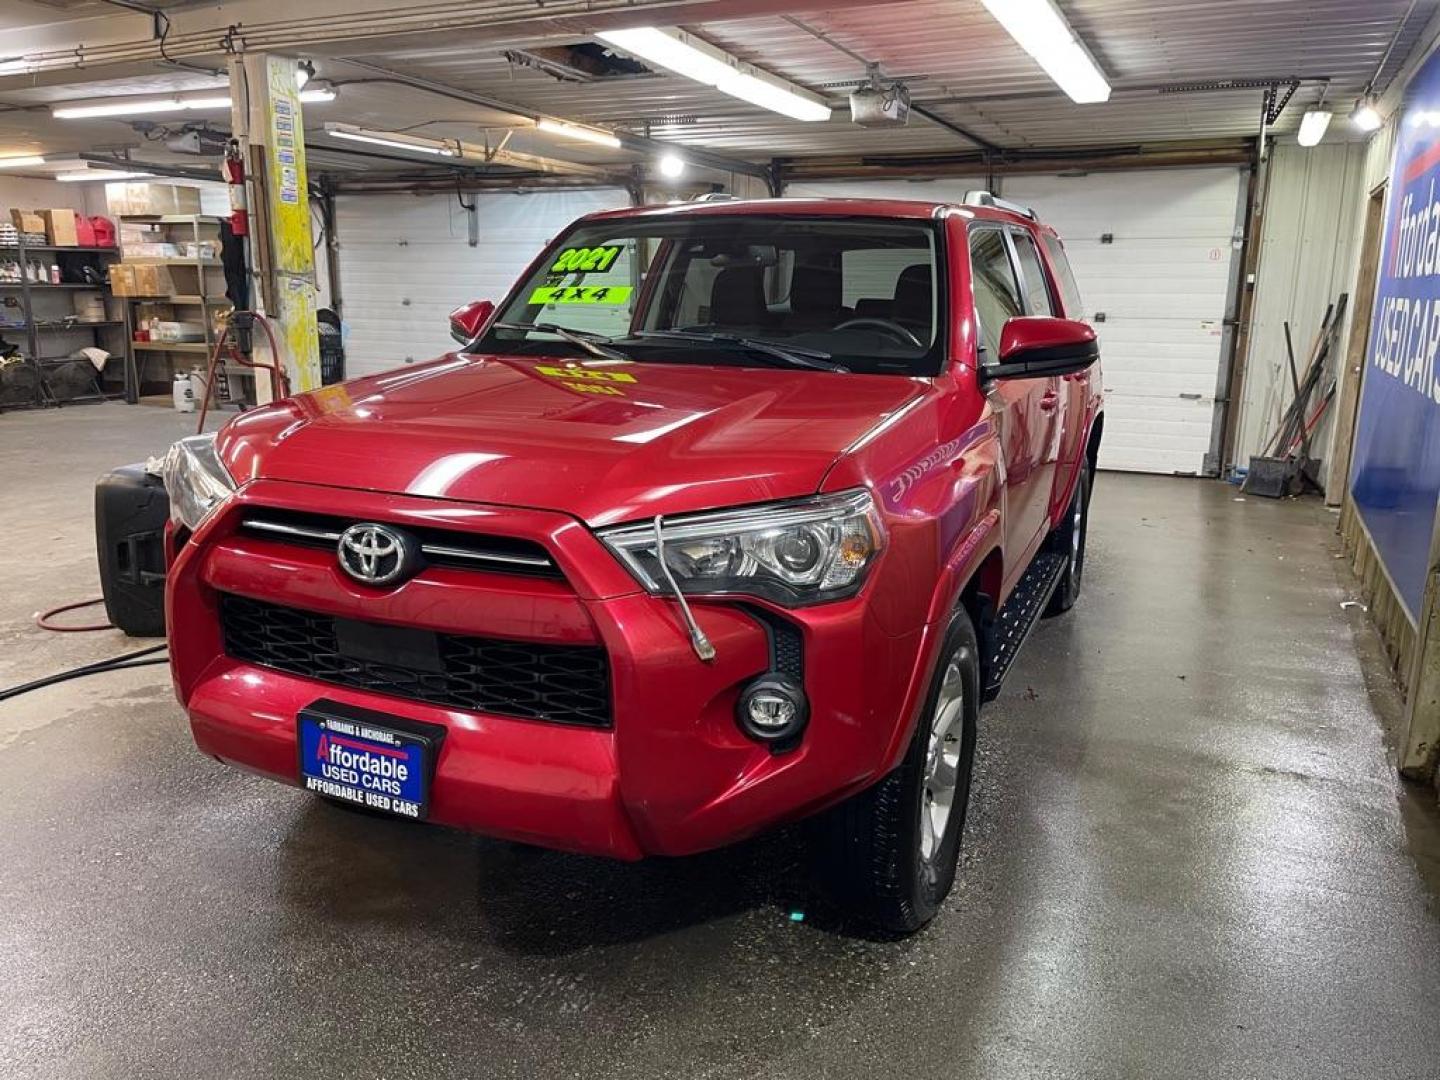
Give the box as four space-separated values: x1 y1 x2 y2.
1232 142 1369 472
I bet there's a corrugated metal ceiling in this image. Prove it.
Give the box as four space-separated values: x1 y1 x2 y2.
330 0 1439 160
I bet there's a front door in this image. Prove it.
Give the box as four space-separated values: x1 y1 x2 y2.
967 226 1058 583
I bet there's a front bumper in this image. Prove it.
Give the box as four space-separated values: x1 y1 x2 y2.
170 479 934 859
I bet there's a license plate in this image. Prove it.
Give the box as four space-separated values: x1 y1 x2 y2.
297 700 438 820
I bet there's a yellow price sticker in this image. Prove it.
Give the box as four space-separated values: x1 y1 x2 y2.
537 365 636 383
528 285 633 306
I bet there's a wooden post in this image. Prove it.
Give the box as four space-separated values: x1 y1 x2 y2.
1325 185 1387 505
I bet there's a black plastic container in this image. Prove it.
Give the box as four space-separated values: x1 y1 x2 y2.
95 464 169 637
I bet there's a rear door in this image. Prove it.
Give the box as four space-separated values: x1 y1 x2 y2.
1007 226 1064 506
968 225 1052 573
1031 229 1090 511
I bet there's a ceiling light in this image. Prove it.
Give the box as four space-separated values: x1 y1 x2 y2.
53 93 230 119
56 169 154 182
1351 97 1383 132
324 123 459 157
597 27 831 121
53 86 334 120
657 152 685 179
978 0 1111 104
0 155 45 169
296 60 315 90
1298 109 1332 147
535 118 622 149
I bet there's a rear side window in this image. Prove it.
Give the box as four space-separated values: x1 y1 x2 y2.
1010 231 1055 316
968 227 1022 361
1041 233 1085 320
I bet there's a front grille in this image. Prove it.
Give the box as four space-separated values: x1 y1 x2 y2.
237 509 561 578
220 593 611 727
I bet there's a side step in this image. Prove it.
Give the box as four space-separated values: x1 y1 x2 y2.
980 552 1067 701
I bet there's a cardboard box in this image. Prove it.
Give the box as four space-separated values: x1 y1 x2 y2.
108 263 137 296
9 209 44 234
105 182 203 217
131 263 176 296
40 209 79 247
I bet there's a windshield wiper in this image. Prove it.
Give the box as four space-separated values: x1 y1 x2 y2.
628 330 849 374
493 321 632 363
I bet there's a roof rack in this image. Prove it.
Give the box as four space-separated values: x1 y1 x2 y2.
962 190 1037 220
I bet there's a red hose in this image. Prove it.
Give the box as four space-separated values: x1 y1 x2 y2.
195 311 293 434
36 597 113 632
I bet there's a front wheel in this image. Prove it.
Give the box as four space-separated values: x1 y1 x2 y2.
1045 466 1091 615
814 609 980 937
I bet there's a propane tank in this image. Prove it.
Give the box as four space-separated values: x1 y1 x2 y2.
187 366 209 413
172 370 195 413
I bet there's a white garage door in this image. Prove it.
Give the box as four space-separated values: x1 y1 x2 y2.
335 188 631 378
788 170 1246 475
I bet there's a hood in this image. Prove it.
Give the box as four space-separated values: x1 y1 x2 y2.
218 353 927 525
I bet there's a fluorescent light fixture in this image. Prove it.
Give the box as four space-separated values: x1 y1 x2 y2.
56 169 154 182
53 93 231 119
324 123 459 157
1351 97 1383 132
978 0 1110 104
0 155 45 169
597 27 831 121
53 86 335 119
657 151 685 179
535 118 622 149
1298 109 1332 146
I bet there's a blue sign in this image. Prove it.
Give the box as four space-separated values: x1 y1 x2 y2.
1351 50 1440 619
298 710 429 819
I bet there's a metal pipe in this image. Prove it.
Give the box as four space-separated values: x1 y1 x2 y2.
333 59 771 181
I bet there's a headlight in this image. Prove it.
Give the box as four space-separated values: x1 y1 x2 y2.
599 489 884 606
161 433 237 531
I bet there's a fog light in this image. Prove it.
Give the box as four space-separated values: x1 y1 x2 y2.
737 673 808 743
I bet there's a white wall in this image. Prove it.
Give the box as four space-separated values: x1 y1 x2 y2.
0 175 97 218
1233 142 1369 468
334 187 631 377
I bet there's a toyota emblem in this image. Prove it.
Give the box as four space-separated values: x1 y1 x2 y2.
337 523 419 586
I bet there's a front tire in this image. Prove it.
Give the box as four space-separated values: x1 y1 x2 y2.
815 609 980 936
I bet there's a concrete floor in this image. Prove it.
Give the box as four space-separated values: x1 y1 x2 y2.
3 401 1440 1080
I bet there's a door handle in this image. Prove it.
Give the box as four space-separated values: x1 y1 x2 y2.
1039 390 1059 412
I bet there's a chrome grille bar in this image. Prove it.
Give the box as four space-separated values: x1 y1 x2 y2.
240 517 557 573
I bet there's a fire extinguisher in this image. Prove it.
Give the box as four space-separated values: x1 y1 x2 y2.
222 139 247 237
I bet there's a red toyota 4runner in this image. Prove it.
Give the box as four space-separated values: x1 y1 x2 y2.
162 196 1102 935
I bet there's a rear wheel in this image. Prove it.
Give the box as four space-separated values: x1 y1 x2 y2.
1045 466 1091 615
815 609 979 936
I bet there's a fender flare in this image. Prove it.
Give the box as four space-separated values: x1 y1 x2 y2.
876 509 1004 774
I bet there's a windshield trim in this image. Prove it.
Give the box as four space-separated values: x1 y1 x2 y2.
476 212 951 377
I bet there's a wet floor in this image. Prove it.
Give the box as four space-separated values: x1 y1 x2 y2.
3 403 1440 1079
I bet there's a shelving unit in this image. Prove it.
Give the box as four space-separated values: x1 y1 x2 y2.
0 230 124 411
114 214 235 405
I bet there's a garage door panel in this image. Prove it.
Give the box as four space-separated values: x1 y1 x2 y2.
337 189 631 378
1007 171 1244 239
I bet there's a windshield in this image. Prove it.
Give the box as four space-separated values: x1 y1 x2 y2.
478 214 946 376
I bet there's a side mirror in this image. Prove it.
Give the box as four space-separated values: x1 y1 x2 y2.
449 299 495 346
987 316 1098 379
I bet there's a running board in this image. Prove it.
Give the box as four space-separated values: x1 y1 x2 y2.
980 552 1067 701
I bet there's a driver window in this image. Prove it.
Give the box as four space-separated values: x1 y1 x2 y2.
968 228 1022 363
